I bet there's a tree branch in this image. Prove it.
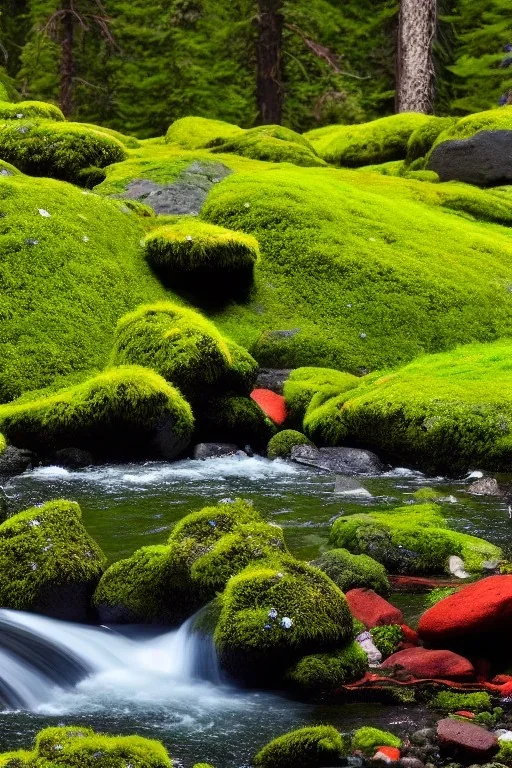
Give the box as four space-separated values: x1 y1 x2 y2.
285 22 370 80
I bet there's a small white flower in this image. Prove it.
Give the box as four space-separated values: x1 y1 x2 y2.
346 303 352 308
268 608 278 620
275 572 284 579
30 563 38 571
244 202 250 209
369 237 376 242
82 235 89 243
16 113 24 119
38 208 51 218
28 519 41 527
360 332 367 339
186 235 193 242
281 616 293 629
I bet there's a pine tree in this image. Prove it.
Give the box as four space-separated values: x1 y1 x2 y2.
397 0 437 113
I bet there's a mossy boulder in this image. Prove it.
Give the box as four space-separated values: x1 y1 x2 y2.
405 116 457 165
351 727 401 755
330 503 502 575
210 125 325 167
285 641 368 694
195 394 275 449
144 219 259 303
311 549 390 596
430 690 492 713
214 559 354 685
0 366 193 462
283 368 359 427
165 115 243 149
0 500 106 621
267 429 312 459
254 725 344 768
0 100 65 122
0 120 127 184
432 106 512 147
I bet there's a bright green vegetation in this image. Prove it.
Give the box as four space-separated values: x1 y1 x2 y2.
330 503 502 575
283 368 359 426
351 727 401 755
195 394 275 448
214 559 353 685
0 366 194 461
0 172 165 401
306 113 431 166
498 739 512 766
209 125 325 168
165 116 243 149
267 430 312 459
79 123 141 150
405 117 457 165
253 725 344 768
286 642 368 694
430 691 492 713
431 106 512 150
0 725 173 767
0 120 127 184
94 500 287 625
0 434 6 455
311 549 390 596
425 587 458 607
144 219 259 302
370 625 403 659
0 500 106 614
412 488 444 501
304 340 512 473
0 100 64 121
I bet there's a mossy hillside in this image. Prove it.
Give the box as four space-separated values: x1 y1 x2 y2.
0 366 194 461
0 500 106 616
214 560 353 684
0 120 127 184
304 340 512 474
329 503 502 575
209 125 326 168
0 172 166 401
194 394 276 449
267 430 312 459
351 727 401 755
79 123 141 149
283 367 360 426
311 549 391 596
165 116 243 150
285 642 368 694
0 100 65 121
305 113 431 167
253 725 344 768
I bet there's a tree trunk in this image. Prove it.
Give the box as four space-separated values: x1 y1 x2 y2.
59 7 74 117
397 0 437 114
255 0 284 125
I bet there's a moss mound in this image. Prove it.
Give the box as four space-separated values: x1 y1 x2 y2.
0 725 173 767
286 641 368 694
267 429 312 459
329 503 502 575
165 116 243 149
430 690 492 713
405 117 457 165
210 125 325 167
370 625 403 659
0 366 194 461
283 368 359 426
0 100 65 122
144 219 259 303
195 394 275 448
306 113 431 167
311 549 390 596
214 559 353 684
0 500 106 620
254 725 344 768
432 106 512 147
0 120 127 184
304 340 512 474
352 727 401 755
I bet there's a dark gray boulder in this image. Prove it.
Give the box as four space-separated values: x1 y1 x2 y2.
290 445 384 474
0 446 36 476
52 447 94 469
427 130 512 186
255 368 292 394
193 443 241 460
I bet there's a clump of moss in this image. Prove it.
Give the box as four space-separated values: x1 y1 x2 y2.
425 587 458 607
165 115 243 149
405 116 457 165
218 340 259 395
267 430 312 459
412 488 444 501
351 727 401 755
210 125 325 167
195 394 275 448
431 106 512 148
144 219 259 303
0 500 106 619
283 367 359 427
311 549 390 596
286 641 368 694
0 434 6 455
0 101 65 122
254 725 344 768
370 625 403 659
0 366 194 462
329 503 501 575
430 691 492 713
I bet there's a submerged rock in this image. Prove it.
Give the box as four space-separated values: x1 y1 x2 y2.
334 474 372 497
290 445 383 474
193 443 240 460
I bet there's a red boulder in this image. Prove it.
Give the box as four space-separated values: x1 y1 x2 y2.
418 576 512 650
250 389 287 426
380 647 475 681
345 588 403 628
437 718 499 762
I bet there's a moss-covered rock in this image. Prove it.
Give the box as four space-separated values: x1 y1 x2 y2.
412 487 444 501
370 624 403 659
285 641 368 694
0 366 194 461
144 219 259 303
210 125 325 167
351 726 401 755
254 725 344 768
430 690 492 713
165 116 243 149
311 549 390 596
329 503 501 575
405 117 457 165
283 367 359 426
0 120 127 184
266 429 312 459
0 100 65 122
0 500 106 621
431 106 512 148
214 559 353 685
195 394 275 449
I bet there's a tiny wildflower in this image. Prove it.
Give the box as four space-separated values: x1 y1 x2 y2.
359 332 367 339
208 520 217 528
244 202 250 209
38 208 51 218
186 235 193 242
281 617 293 629
82 235 89 242
268 608 278 620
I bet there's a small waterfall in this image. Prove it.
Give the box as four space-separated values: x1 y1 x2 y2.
0 608 221 712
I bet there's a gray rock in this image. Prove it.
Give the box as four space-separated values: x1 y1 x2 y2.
482 559 501 573
119 161 232 215
255 368 292 394
290 444 384 474
400 758 426 768
334 474 372 497
411 729 436 747
467 477 502 496
427 131 512 186
0 446 36 476
193 443 241 460
52 447 94 469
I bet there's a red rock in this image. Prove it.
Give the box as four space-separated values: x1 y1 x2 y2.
250 389 287 425
401 624 419 645
390 575 463 592
437 718 499 762
493 674 512 685
380 647 475 681
345 588 403 628
373 747 401 763
454 711 475 719
500 681 512 697
418 575 512 650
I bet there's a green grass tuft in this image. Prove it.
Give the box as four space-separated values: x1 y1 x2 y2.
370 625 403 659
351 726 401 755
430 690 492 713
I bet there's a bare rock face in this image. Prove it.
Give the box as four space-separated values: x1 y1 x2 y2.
427 130 512 186
437 718 499 763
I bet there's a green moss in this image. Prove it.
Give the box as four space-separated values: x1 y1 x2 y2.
370 625 403 659
76 166 107 189
412 488 444 501
425 587 458 607
192 765 215 768
311 549 390 596
351 727 401 755
283 368 359 426
0 120 127 184
498 740 512 766
405 117 457 164
0 500 106 614
0 750 32 767
267 430 312 459
286 641 368 693
210 125 325 167
0 366 194 461
165 116 243 149
195 394 275 448
0 100 65 122
430 691 492 713
254 725 344 768
432 106 512 147
219 341 259 395
304 340 512 474
0 434 6 455
79 123 141 149
214 559 353 684
307 113 431 167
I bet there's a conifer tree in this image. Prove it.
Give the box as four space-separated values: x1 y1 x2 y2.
397 0 438 113
256 0 284 124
